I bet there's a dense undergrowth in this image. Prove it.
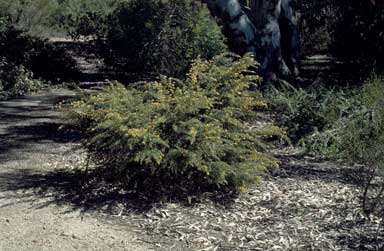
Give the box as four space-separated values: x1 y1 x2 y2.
266 75 384 218
66 54 284 194
102 0 227 79
0 13 79 99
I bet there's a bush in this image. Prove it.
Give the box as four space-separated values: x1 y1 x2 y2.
0 20 79 83
0 23 44 99
67 54 283 192
103 0 227 79
270 75 384 218
0 57 43 99
323 76 384 217
0 18 77 98
339 76 384 163
0 25 39 65
265 81 332 143
54 0 127 39
0 0 59 37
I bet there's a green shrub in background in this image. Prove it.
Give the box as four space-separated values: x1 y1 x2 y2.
67 54 283 192
0 16 77 98
0 0 60 37
265 81 331 143
0 23 78 83
265 80 361 156
291 77 384 162
324 76 384 216
0 21 44 99
0 57 43 100
103 0 227 79
339 76 384 165
267 75 384 217
54 0 128 39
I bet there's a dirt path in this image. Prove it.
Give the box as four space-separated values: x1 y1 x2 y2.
0 89 154 251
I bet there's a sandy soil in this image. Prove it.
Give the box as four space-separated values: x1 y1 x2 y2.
0 89 155 251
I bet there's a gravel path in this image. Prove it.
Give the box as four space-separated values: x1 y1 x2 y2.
0 89 154 251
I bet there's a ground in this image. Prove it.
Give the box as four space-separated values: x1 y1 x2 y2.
0 90 154 251
0 40 383 251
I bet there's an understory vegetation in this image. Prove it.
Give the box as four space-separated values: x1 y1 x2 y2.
67 54 284 193
266 75 384 218
0 8 79 99
102 0 228 79
1 0 384 248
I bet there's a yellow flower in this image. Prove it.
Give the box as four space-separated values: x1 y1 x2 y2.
127 128 147 138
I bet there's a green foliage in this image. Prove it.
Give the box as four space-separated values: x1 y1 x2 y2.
327 76 384 217
0 57 43 99
268 75 384 216
339 76 384 165
67 54 282 191
54 0 128 39
265 80 361 155
265 81 329 142
0 0 60 37
292 77 384 162
103 0 228 79
0 18 77 98
0 24 44 99
0 23 78 83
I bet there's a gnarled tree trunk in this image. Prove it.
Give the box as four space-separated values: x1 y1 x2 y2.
205 0 300 80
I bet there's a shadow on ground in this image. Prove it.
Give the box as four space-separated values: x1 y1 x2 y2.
0 92 80 159
273 154 366 186
0 154 367 217
0 165 241 215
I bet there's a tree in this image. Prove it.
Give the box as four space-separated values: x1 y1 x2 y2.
205 0 300 80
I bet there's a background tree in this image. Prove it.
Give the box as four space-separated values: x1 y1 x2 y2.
205 0 300 80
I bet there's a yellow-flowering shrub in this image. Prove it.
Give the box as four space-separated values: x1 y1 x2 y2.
68 54 283 191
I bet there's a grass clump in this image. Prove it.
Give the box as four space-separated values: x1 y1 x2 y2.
67 54 283 193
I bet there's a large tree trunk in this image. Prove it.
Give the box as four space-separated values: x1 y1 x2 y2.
205 0 300 80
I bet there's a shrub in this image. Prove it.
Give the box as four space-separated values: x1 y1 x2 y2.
0 0 59 37
0 21 79 83
338 76 384 164
54 0 127 39
0 57 43 99
265 81 328 142
67 54 283 192
327 76 384 217
0 18 77 98
103 0 227 79
0 25 39 65
265 79 364 145
271 75 384 218
0 23 44 99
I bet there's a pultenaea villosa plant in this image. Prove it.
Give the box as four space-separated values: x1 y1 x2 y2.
68 54 283 192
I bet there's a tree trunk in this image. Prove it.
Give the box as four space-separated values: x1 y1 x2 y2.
205 0 300 80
